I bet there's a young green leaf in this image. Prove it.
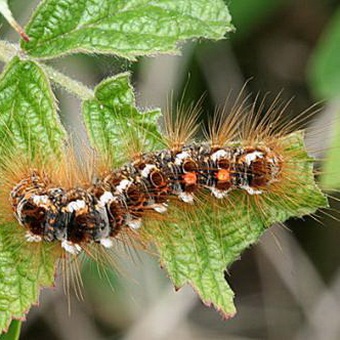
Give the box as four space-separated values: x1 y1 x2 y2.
0 57 65 158
83 73 162 162
22 0 233 59
0 223 57 334
144 132 327 317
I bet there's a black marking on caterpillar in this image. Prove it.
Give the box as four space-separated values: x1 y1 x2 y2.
10 142 281 254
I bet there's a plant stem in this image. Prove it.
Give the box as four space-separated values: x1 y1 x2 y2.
0 40 94 100
40 64 94 100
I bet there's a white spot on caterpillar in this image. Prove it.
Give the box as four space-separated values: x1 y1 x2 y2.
141 164 157 178
25 231 42 242
211 150 229 162
210 187 229 199
179 192 194 203
116 179 132 194
240 185 263 195
175 151 190 165
61 240 82 255
67 199 86 212
32 195 49 205
153 203 168 213
244 151 263 165
100 238 113 248
126 217 142 230
100 191 115 205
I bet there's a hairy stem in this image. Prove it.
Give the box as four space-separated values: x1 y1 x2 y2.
0 40 94 100
40 64 94 100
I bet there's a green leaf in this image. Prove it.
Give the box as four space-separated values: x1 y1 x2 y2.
22 0 233 59
0 57 66 158
0 223 57 334
144 132 327 317
320 106 340 189
308 8 340 99
0 320 21 340
83 72 162 162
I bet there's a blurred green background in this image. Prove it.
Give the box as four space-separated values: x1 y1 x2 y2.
1 0 340 339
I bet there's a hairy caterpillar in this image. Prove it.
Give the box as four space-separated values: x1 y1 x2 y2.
10 138 282 253
8 96 309 252
0 94 330 325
